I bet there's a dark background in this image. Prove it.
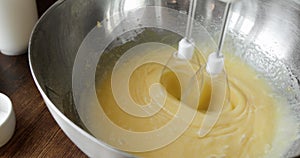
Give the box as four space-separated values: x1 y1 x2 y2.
36 0 58 16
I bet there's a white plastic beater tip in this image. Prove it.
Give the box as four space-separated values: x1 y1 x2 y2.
177 38 194 60
206 52 224 75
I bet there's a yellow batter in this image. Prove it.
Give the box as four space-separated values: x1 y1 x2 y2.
94 45 293 158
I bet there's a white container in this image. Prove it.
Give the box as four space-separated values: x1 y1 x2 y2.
0 0 38 56
0 93 16 147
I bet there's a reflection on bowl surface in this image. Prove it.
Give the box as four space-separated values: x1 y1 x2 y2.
29 0 300 157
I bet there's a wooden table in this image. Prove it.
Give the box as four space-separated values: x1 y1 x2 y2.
0 0 87 157
0 53 87 158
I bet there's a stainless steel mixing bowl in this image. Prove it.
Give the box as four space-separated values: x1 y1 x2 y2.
29 0 300 157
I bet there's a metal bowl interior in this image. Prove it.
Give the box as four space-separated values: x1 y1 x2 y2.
29 0 300 157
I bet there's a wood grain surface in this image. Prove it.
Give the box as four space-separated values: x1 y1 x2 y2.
0 54 87 158
0 0 87 157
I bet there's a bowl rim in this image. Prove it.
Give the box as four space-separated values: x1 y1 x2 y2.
28 0 135 157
